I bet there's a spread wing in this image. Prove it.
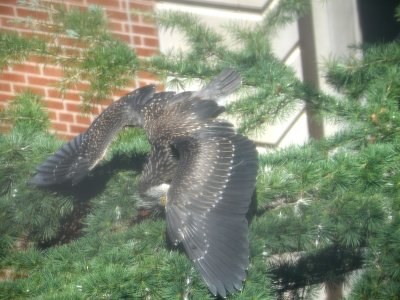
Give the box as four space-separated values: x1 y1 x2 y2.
30 85 156 186
30 133 91 186
138 143 177 197
194 68 241 101
165 121 258 297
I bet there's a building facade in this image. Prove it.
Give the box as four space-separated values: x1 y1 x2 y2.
0 0 159 139
0 0 364 145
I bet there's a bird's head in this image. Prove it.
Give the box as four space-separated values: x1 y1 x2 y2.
137 183 170 209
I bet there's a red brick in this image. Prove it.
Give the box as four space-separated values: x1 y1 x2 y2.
89 105 100 115
108 21 123 32
98 98 113 106
47 110 57 121
137 70 158 81
43 66 64 78
113 89 128 97
0 93 13 102
138 81 149 87
87 0 119 7
0 73 25 83
65 92 81 102
73 82 90 90
0 0 17 5
139 80 159 87
45 99 64 110
29 55 47 64
106 10 127 20
60 0 85 3
14 85 46 96
66 102 85 113
112 80 136 97
17 8 49 20
76 114 92 125
133 35 142 45
58 36 85 48
28 76 58 86
19 31 51 43
130 2 153 11
62 48 82 57
62 3 86 11
113 33 131 43
143 37 158 48
0 124 11 134
0 17 30 30
52 122 68 132
48 89 81 102
47 89 63 99
70 124 88 134
0 65 8 73
130 14 140 23
133 25 157 36
58 112 74 122
0 5 15 16
0 82 11 92
135 47 158 57
12 64 41 74
140 14 157 26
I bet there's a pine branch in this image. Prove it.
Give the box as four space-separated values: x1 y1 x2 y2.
2 1 139 111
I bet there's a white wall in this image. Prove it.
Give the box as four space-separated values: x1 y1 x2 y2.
156 0 362 150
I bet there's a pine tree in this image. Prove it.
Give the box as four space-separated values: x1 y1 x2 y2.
1 0 400 299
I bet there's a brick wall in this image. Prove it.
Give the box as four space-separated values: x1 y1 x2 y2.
0 0 159 139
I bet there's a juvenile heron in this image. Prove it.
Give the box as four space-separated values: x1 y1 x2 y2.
31 69 258 298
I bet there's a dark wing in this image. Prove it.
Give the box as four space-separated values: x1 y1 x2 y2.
138 143 177 194
165 121 258 297
30 133 90 186
163 68 241 107
143 69 241 143
30 85 155 186
194 68 241 101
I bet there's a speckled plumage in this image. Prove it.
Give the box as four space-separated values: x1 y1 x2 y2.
30 85 155 186
166 120 258 297
30 69 258 298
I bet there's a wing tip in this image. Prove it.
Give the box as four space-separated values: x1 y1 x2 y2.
29 174 52 187
29 168 88 187
207 277 246 298
196 68 242 101
125 84 156 107
30 154 90 187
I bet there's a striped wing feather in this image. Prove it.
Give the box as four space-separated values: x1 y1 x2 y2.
194 68 241 101
30 85 156 186
30 133 90 186
166 121 258 297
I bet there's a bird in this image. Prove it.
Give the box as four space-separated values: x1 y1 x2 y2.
30 69 258 298
30 69 239 187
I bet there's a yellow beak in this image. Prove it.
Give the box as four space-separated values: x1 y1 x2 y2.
160 195 167 206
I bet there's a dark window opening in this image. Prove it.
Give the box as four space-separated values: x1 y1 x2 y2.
357 0 400 43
